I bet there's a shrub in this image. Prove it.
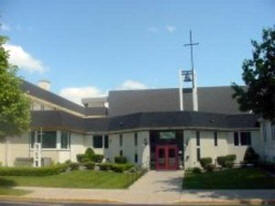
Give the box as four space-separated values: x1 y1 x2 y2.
192 167 202 174
205 164 215 172
98 163 113 171
85 148 95 160
83 161 95 170
76 154 88 163
217 155 236 168
69 163 80 171
111 163 134 173
243 147 259 164
217 156 227 167
91 154 104 163
226 154 236 162
0 164 68 176
225 161 234 168
114 156 127 164
199 157 212 170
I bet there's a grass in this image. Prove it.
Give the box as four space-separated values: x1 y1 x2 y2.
0 170 143 189
0 187 29 196
183 168 275 189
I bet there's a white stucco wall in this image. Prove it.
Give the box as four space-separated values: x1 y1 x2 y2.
0 134 30 167
183 130 260 169
260 120 275 162
108 131 150 168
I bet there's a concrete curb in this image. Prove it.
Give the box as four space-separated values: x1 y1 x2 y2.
1 196 275 205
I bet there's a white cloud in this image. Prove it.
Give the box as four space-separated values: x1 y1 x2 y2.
59 80 147 105
59 87 106 105
1 23 10 31
148 27 158 33
118 80 147 90
3 44 46 73
166 25 176 33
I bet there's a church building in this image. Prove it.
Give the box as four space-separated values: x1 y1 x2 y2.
0 75 262 170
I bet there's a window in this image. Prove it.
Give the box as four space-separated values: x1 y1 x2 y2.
41 131 57 148
214 131 218 146
119 134 123 147
93 135 103 148
61 131 70 149
240 132 251 146
272 125 275 141
196 131 200 146
104 135 109 148
135 153 138 163
234 132 239 146
263 124 267 142
197 148 201 161
30 131 35 148
134 133 138 146
120 150 123 156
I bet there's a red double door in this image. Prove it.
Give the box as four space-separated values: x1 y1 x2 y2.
155 145 178 170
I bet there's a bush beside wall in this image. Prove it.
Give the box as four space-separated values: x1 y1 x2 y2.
217 155 236 168
114 156 127 164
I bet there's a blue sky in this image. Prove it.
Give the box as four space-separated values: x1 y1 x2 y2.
1 0 274 104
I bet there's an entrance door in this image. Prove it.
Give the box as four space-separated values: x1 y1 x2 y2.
155 145 178 170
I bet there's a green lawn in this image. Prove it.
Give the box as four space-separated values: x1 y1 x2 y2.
183 168 275 189
0 187 29 196
0 170 143 189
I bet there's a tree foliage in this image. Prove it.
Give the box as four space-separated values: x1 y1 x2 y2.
0 35 30 138
232 27 275 120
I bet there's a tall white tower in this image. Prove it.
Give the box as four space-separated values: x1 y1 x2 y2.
179 30 199 111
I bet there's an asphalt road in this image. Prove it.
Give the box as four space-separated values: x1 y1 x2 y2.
0 201 181 206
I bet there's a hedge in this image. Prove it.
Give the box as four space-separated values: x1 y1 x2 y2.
110 163 134 173
0 164 68 176
98 163 134 173
114 156 127 164
98 163 113 171
199 157 212 169
217 154 237 168
83 161 95 170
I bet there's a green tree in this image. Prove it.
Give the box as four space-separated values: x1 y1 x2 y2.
0 35 30 138
232 27 275 120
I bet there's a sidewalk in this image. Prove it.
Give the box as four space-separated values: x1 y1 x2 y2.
2 171 275 205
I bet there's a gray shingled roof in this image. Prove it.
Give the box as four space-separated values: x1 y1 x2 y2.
108 87 244 116
30 111 259 133
21 80 106 116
